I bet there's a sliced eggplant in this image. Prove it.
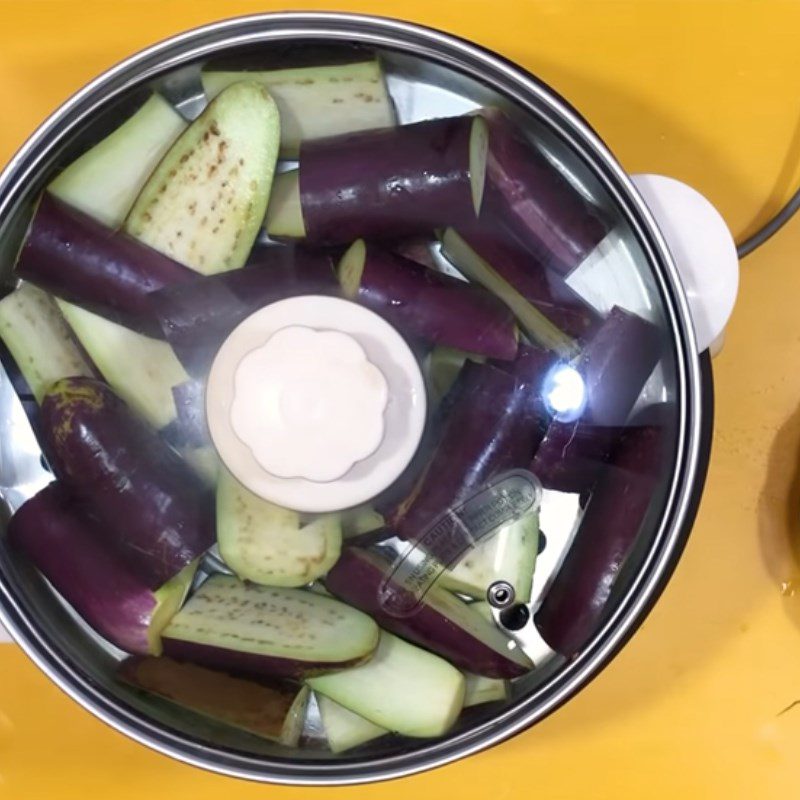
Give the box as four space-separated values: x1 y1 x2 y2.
266 115 488 243
324 547 533 678
463 672 509 707
454 215 603 342
341 505 385 539
49 93 186 228
56 301 188 430
426 346 484 406
16 193 195 337
0 283 93 402
492 342 555 456
119 656 309 745
438 512 539 603
440 227 579 359
126 82 281 275
535 415 666 656
316 694 389 753
531 306 663 493
163 575 379 680
40 96 191 430
40 377 213 589
8 483 194 655
216 468 342 587
392 362 532 562
338 240 518 360
202 59 395 158
482 108 611 276
264 170 305 238
308 632 465 738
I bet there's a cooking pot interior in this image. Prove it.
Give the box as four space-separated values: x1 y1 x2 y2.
0 29 687 775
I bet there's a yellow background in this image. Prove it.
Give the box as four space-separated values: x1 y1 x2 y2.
2 1 800 797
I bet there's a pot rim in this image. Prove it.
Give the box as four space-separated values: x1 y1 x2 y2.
0 11 706 785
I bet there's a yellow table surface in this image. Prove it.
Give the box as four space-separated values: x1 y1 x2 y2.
2 1 800 797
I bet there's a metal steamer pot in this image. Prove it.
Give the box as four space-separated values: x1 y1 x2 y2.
0 12 732 785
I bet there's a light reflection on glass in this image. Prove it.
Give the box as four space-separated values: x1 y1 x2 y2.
543 363 587 422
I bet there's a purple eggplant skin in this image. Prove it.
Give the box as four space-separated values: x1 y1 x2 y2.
325 547 531 678
40 377 214 589
375 354 479 520
161 638 369 682
491 343 555 464
8 482 165 655
483 108 610 277
457 215 603 342
393 361 532 563
534 418 665 657
299 116 479 244
531 306 663 493
152 248 336 377
346 243 518 360
15 193 195 337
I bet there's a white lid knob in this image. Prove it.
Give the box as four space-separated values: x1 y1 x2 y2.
206 296 426 513
230 325 389 483
632 173 739 353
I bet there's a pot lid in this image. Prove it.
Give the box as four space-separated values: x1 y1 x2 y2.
0 15 711 784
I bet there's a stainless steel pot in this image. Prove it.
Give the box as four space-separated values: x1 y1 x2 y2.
0 12 713 785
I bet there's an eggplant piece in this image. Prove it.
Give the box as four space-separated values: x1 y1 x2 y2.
392 362 534 561
535 418 665 656
493 342 556 459
178 444 221 487
437 511 539 603
126 82 281 275
16 194 196 337
440 228 578 359
0 283 93 403
482 108 611 276
338 240 518 360
531 306 663 493
265 115 489 242
40 101 191 430
453 216 603 342
202 59 395 158
57 301 188 430
162 575 379 680
308 632 465 738
8 483 194 655
426 346 483 406
151 248 336 377
463 672 509 707
341 505 385 538
317 694 389 753
119 656 309 745
216 468 342 587
49 93 186 228
324 547 533 678
373 352 481 521
40 377 213 588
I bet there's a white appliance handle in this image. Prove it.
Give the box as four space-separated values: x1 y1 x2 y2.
632 174 739 355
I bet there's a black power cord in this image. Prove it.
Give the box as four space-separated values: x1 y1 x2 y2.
737 186 800 258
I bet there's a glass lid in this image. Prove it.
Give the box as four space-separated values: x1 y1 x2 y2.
0 26 692 776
